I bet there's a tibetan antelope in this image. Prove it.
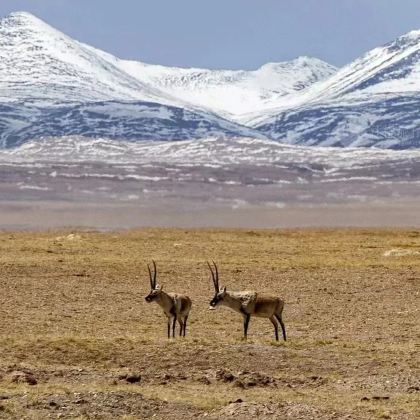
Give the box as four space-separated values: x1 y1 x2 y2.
144 261 192 338
207 261 286 341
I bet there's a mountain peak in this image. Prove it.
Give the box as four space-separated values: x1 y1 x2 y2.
384 28 420 52
292 56 326 65
399 28 420 41
2 11 48 27
0 10 64 43
6 10 38 19
259 56 335 71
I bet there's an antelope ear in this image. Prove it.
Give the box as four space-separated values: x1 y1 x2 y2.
158 284 164 291
221 286 227 293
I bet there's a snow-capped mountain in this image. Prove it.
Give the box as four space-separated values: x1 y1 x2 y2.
0 11 263 146
249 30 420 148
112 56 337 121
0 11 169 104
0 11 419 149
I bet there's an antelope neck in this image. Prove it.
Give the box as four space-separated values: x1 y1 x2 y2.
154 290 173 308
220 291 243 312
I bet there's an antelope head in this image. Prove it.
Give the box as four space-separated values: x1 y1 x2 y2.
208 261 226 309
145 260 164 302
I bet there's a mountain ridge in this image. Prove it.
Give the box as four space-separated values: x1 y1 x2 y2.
113 55 337 120
0 11 419 149
249 28 420 148
0 11 265 146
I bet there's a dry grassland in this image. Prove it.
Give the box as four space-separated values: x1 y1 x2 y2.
0 228 419 419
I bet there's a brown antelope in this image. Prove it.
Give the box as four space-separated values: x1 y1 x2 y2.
144 261 192 338
207 261 286 341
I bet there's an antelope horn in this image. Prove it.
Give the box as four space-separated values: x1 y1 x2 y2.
212 261 219 291
152 260 157 288
147 264 154 289
207 261 218 292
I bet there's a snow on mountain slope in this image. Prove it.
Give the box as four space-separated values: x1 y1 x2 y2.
249 29 420 148
0 11 335 113
0 101 264 148
308 29 420 102
112 56 336 121
2 134 419 163
0 11 265 146
253 94 420 148
1 11 419 149
248 29 420 121
0 11 177 104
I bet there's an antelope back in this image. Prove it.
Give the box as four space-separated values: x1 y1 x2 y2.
252 295 283 317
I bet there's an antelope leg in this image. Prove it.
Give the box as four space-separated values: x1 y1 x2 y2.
172 316 177 338
178 318 183 337
167 318 171 339
275 314 287 341
270 316 279 341
243 314 251 339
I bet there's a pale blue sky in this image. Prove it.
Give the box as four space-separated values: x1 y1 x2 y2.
1 0 419 69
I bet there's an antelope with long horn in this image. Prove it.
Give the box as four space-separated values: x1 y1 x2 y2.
145 261 192 338
207 261 286 341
